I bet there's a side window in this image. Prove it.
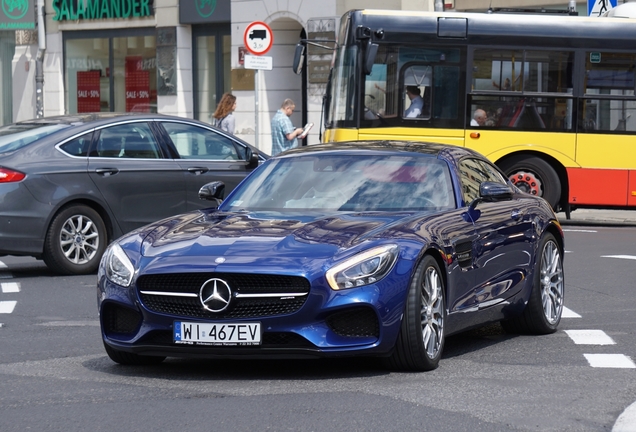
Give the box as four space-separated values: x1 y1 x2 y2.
583 52 636 132
470 49 574 131
361 46 462 127
403 65 432 119
459 158 495 204
94 123 160 159
161 122 240 160
59 132 93 157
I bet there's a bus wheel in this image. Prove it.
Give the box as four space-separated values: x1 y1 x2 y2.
499 156 561 210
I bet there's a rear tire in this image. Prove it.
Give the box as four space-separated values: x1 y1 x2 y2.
103 343 166 366
499 156 561 210
43 204 107 275
386 255 445 371
501 232 564 334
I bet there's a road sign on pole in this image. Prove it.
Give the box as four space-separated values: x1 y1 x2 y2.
588 0 617 16
244 21 274 56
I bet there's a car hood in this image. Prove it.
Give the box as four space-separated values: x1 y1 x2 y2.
140 210 425 260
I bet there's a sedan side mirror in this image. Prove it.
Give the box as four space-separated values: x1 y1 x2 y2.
246 147 259 169
199 181 225 203
468 182 514 212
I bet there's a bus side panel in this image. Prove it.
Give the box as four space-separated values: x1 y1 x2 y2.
567 168 628 206
357 127 465 146
464 131 577 163
324 128 359 143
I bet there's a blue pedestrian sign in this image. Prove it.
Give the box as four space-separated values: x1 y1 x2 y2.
588 0 617 16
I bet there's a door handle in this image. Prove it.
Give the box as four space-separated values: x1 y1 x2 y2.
511 209 526 220
187 167 209 175
94 168 119 176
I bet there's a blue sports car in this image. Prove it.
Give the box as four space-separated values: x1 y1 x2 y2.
97 141 565 371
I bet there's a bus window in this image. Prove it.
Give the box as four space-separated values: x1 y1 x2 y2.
473 49 525 92
583 52 636 132
403 65 432 119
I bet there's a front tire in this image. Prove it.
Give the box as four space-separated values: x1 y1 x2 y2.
43 204 107 275
501 232 564 334
386 255 445 371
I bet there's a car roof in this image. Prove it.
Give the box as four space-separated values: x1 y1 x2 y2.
279 140 482 160
12 112 195 128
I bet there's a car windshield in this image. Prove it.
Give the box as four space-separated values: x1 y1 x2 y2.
222 153 456 212
0 124 71 154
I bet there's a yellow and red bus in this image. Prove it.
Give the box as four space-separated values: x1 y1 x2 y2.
299 9 636 214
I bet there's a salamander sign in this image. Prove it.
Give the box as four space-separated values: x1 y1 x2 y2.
52 0 153 21
0 0 35 29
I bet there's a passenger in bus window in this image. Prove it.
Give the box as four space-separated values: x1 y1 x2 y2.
471 109 487 127
404 86 424 118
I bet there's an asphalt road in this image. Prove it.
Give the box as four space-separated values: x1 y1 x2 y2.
0 224 635 431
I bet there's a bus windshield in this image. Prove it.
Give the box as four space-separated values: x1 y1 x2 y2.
326 45 358 128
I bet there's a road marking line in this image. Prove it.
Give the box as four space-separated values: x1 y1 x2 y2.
0 261 6 268
562 307 581 318
562 229 598 233
1 282 20 293
564 329 615 345
0 301 17 314
601 255 636 260
613 400 636 432
584 354 636 369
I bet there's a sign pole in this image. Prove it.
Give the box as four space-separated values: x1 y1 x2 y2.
254 69 259 148
243 21 274 151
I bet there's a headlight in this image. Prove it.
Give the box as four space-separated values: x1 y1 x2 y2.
326 245 399 290
102 243 135 287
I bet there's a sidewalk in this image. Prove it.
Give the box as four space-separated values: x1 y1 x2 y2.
556 209 636 226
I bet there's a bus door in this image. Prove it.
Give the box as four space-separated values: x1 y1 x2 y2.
359 46 466 146
573 51 636 207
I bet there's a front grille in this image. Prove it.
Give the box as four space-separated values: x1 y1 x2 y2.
102 303 142 334
137 273 310 320
326 307 380 338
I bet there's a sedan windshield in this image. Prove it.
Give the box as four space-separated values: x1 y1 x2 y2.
222 154 456 212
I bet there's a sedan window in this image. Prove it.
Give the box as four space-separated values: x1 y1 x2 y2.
161 122 240 161
93 123 161 159
59 132 94 157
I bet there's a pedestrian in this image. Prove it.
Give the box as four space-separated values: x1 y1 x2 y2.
212 93 236 134
271 98 303 156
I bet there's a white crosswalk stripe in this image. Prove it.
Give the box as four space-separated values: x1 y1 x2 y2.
562 306 581 318
601 255 636 261
584 354 636 369
565 329 616 345
1 282 20 293
0 301 17 314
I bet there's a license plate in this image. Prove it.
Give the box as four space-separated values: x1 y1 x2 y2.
174 321 261 346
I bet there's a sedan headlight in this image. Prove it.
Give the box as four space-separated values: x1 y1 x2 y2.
326 245 399 290
103 243 135 287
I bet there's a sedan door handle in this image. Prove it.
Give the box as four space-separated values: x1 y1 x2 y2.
187 167 209 175
511 209 526 220
94 168 119 177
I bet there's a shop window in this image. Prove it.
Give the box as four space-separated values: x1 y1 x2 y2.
65 34 157 114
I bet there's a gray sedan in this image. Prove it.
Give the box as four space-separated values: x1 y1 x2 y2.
0 113 267 275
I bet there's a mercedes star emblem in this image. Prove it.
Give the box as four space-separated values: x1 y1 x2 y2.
199 278 232 313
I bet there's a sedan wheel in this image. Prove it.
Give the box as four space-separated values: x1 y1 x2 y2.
43 205 107 275
386 255 445 371
501 232 564 334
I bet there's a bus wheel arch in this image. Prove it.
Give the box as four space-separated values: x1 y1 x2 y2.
496 153 567 212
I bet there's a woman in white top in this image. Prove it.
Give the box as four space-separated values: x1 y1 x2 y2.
212 93 237 134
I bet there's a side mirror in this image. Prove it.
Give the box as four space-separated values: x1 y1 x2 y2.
480 181 513 202
292 43 305 75
199 181 225 202
245 147 259 169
